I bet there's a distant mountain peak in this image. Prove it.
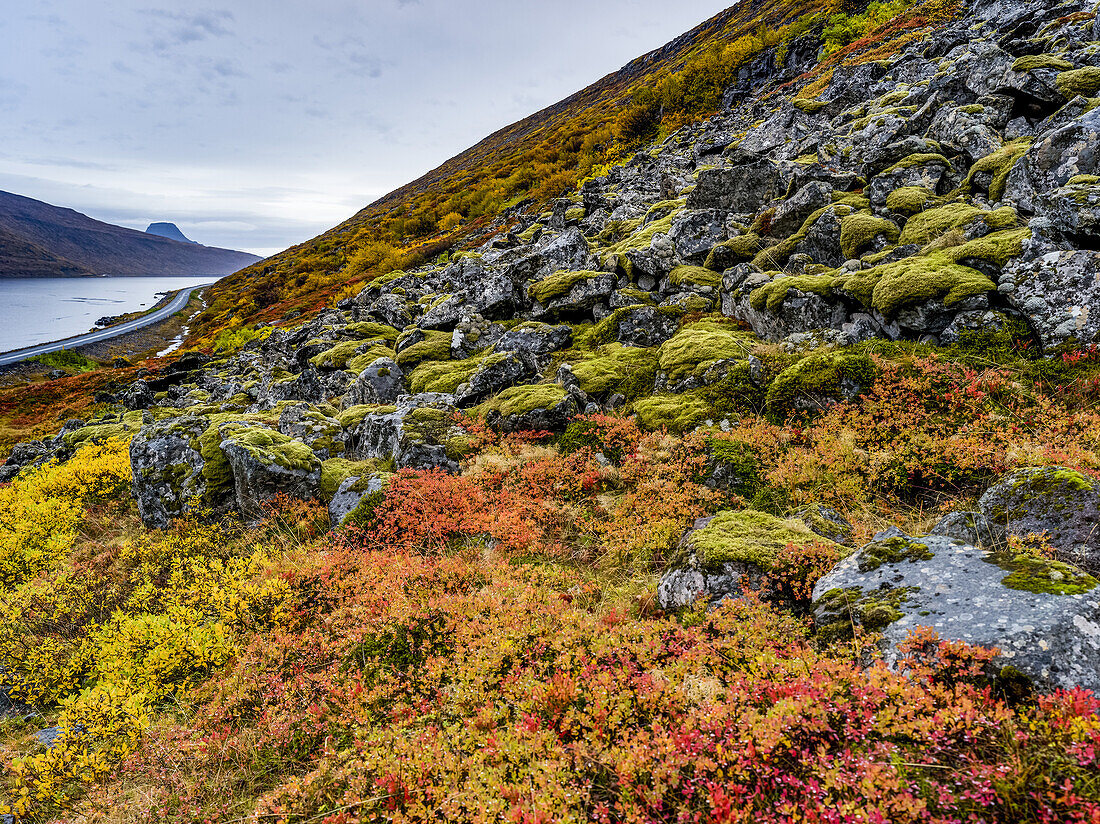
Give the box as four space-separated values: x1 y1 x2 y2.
145 222 196 244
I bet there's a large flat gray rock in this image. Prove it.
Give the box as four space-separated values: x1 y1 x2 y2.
812 533 1100 692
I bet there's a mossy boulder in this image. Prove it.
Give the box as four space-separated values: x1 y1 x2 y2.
633 392 713 433
570 343 660 400
839 213 899 260
834 255 995 319
655 322 755 393
590 305 680 349
657 510 837 611
219 423 323 519
394 330 453 371
812 532 1100 692
343 399 470 472
322 459 390 527
475 384 579 433
277 404 345 460
978 467 1100 573
898 204 1017 247
129 415 226 528
765 351 877 417
529 270 617 317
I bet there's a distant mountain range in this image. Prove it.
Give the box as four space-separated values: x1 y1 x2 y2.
0 191 262 277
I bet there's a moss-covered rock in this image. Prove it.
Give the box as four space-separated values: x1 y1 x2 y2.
765 351 878 417
408 354 488 395
345 322 400 342
656 322 755 392
685 509 834 571
839 213 900 260
668 265 721 290
1013 54 1073 73
310 340 395 371
978 466 1100 572
570 343 659 399
834 255 995 317
394 331 453 370
528 270 606 305
749 274 837 313
320 457 384 501
1057 67 1100 99
814 585 916 643
633 392 713 433
60 422 134 450
704 234 763 270
899 204 1017 247
885 186 940 215
963 141 1031 201
219 423 322 518
476 384 577 433
995 554 1098 596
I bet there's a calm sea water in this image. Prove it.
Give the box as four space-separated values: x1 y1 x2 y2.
0 276 222 353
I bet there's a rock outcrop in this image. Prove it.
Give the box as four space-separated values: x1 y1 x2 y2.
812 532 1100 693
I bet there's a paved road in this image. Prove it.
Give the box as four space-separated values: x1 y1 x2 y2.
0 283 211 366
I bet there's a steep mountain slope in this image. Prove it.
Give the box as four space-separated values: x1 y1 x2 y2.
0 190 262 277
196 0 914 336
0 223 92 277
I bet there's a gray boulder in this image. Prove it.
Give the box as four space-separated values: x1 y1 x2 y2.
930 510 1001 549
978 466 1100 572
129 415 214 528
451 314 506 359
1037 181 1100 244
0 441 51 483
687 159 788 213
417 294 468 331
599 305 680 348
454 351 538 407
121 379 155 411
277 404 345 460
345 358 405 405
1005 108 1100 213
771 181 832 238
813 532 1100 692
668 209 726 264
492 323 573 360
343 395 468 473
219 424 322 519
328 472 386 527
1000 249 1100 350
927 105 1003 163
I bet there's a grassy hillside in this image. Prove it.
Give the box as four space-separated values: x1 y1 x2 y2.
193 0 957 344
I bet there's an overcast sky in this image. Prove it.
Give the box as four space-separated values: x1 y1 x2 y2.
0 2 728 257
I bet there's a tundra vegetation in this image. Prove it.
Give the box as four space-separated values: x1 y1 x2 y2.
3 0 1100 819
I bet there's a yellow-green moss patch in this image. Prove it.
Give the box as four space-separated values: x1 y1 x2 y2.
686 509 834 570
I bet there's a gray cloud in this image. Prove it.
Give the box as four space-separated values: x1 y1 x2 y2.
141 8 236 51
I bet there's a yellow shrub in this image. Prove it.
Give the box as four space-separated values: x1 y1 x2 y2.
2 682 149 817
0 437 131 589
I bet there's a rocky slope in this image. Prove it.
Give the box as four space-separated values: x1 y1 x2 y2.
0 191 261 277
4 0 1100 693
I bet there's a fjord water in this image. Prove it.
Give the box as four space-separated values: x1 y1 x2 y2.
0 275 220 354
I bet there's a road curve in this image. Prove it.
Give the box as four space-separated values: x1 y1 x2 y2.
0 283 211 367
